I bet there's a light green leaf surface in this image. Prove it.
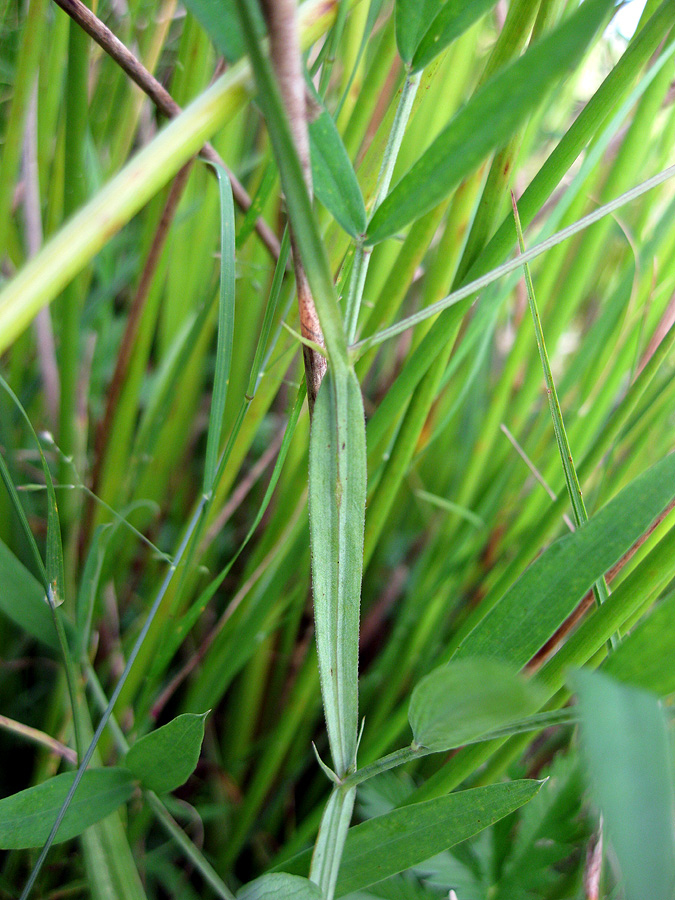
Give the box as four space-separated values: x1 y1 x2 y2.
603 593 675 696
409 658 546 752
367 0 614 243
0 768 135 849
308 80 366 237
573 669 675 900
281 780 542 895
238 874 323 900
309 367 367 776
125 713 208 794
454 452 675 668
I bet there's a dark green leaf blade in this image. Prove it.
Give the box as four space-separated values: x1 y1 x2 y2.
279 780 542 895
0 768 135 849
238 874 323 900
412 0 499 72
181 0 264 63
0 539 57 648
204 163 236 493
125 713 208 794
308 81 366 237
573 669 675 900
409 658 546 752
395 0 439 64
368 0 614 244
454 452 675 669
603 593 675 696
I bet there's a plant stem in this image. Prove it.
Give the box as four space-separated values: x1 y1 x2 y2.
345 70 421 343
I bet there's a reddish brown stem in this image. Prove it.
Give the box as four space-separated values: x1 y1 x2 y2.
51 0 281 262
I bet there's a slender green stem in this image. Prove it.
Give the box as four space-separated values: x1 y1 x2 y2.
345 70 422 342
83 663 236 900
352 162 675 356
309 785 356 900
511 194 616 646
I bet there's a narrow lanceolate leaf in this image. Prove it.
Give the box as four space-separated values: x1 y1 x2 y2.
0 768 135 849
307 79 366 238
395 0 439 64
411 0 500 72
204 163 236 493
280 780 542 895
125 713 208 794
408 658 546 752
573 669 675 900
309 368 367 776
367 0 615 244
454 452 675 669
603 593 675 696
238 874 323 900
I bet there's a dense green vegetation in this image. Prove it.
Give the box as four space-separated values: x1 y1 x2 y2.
0 0 674 897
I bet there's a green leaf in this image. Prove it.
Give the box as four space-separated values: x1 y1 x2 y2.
454 452 675 669
181 0 264 63
309 367 367 775
238 874 323 900
367 0 614 244
572 669 675 900
125 713 208 794
603 593 675 696
0 767 135 849
280 780 542 895
307 79 367 237
395 0 438 65
204 163 236 493
408 658 546 752
0 538 57 649
411 0 499 72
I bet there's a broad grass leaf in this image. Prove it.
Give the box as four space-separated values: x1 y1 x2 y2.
0 768 135 849
572 669 675 900
0 539 57 649
181 0 263 63
395 0 439 64
125 712 208 794
454 452 675 668
409 658 546 752
411 0 499 72
280 780 542 895
238 874 323 900
603 593 675 696
308 80 367 237
309 367 367 775
367 0 615 244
